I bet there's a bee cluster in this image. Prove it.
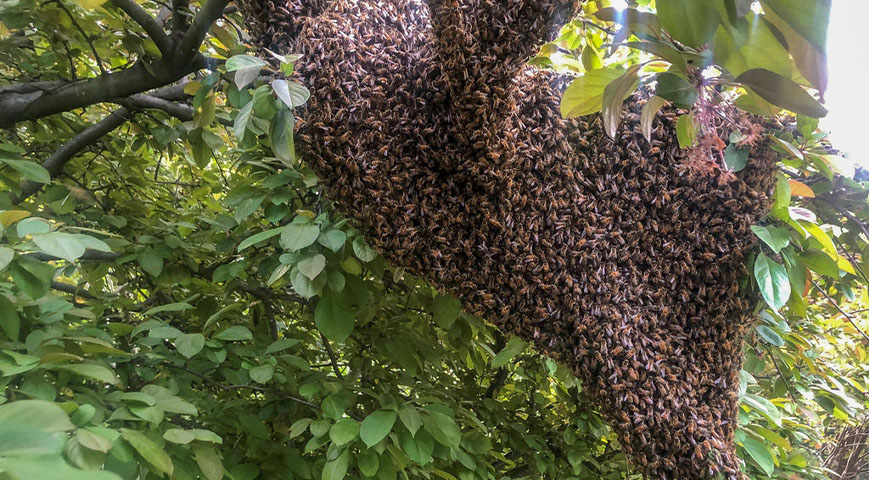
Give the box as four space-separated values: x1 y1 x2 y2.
241 0 778 477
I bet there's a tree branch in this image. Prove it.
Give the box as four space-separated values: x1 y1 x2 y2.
111 0 174 58
14 107 133 203
120 93 193 120
812 279 869 344
174 0 229 69
0 59 207 128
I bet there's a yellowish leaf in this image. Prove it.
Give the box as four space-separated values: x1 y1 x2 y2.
788 180 814 197
70 0 106 9
0 210 31 228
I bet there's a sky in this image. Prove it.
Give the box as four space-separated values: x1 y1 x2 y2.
823 0 869 169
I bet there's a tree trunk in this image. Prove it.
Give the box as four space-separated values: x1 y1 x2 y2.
241 0 777 477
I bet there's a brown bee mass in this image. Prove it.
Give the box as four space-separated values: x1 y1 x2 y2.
241 0 778 477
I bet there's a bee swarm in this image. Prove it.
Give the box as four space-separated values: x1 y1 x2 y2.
242 0 778 477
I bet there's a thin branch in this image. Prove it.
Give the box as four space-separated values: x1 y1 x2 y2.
320 332 343 379
51 281 96 299
28 250 120 262
812 279 869 343
171 0 190 33
111 0 173 58
118 93 193 120
54 0 107 74
174 0 229 69
14 107 133 203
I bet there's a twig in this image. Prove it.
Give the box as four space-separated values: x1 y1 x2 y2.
812 280 869 343
13 107 133 203
320 332 343 379
55 0 107 74
111 0 173 57
764 345 799 405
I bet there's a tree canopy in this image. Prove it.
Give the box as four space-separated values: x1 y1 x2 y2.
0 0 867 479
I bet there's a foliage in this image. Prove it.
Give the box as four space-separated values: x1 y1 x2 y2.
0 0 866 479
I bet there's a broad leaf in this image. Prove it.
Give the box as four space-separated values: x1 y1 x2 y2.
754 252 791 311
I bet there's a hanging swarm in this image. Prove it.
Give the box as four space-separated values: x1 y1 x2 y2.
241 0 778 477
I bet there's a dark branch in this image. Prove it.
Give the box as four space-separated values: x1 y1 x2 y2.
111 0 174 58
15 107 133 203
29 250 121 262
174 0 229 69
120 93 193 120
51 281 96 299
0 59 207 128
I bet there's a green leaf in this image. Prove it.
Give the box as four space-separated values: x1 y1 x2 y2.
359 410 397 447
238 227 283 252
318 229 347 252
724 143 749 172
657 0 720 47
121 429 174 476
298 253 326 280
249 364 274 383
601 66 640 138
281 222 320 251
654 73 698 108
30 232 88 262
321 448 349 480
163 429 196 445
193 444 223 480
491 336 526 368
357 449 379 476
9 256 55 299
750 225 790 254
315 290 355 342
743 394 783 427
735 69 827 117
0 455 121 480
265 338 301 354
291 267 326 298
755 325 785 347
580 45 602 71
0 246 13 271
560 68 626 118
760 0 829 51
640 96 668 142
329 419 359 446
675 113 697 148
138 250 164 277
76 429 114 452
753 252 791 311
215 326 253 341
0 158 51 184
351 237 377 262
798 249 839 277
422 410 461 448
234 101 254 139
0 295 20 341
174 333 205 358
142 302 193 316
0 400 75 431
399 406 422 437
57 363 119 384
226 55 266 89
773 175 791 211
270 109 296 163
624 42 688 73
741 436 775 477
431 295 461 329
272 79 311 109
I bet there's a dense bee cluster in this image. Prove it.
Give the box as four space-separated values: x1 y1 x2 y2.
241 0 778 477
